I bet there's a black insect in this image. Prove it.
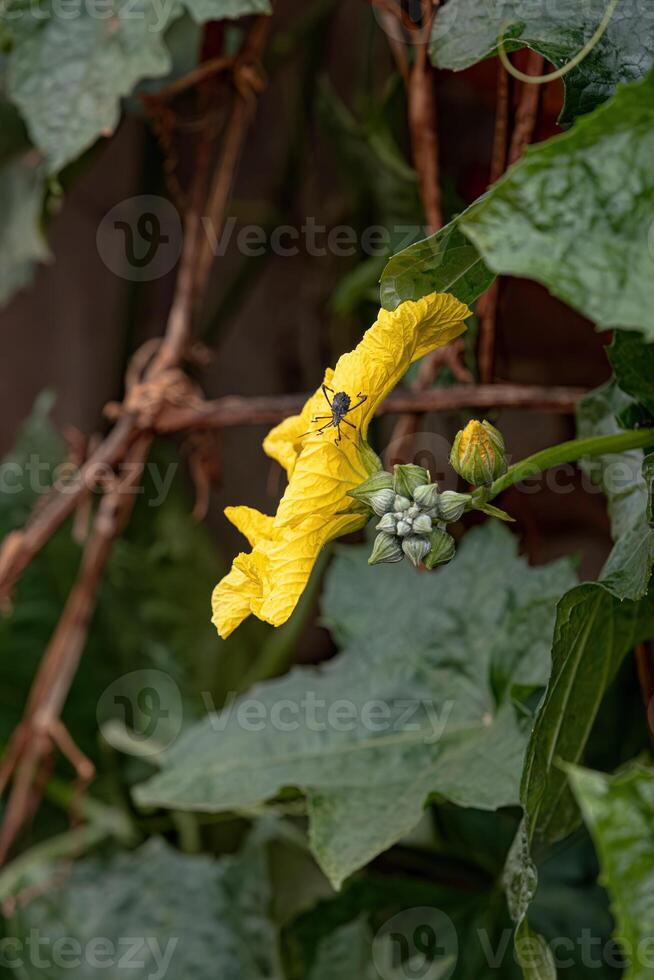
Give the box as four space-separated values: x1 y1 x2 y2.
303 384 368 444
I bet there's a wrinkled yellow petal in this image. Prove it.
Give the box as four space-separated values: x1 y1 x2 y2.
263 369 335 476
211 555 262 638
224 505 275 547
332 292 469 431
212 292 470 639
264 294 468 470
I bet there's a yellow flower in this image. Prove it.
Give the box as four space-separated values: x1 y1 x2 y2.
212 292 470 638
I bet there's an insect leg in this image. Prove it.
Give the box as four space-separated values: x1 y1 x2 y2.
321 384 334 407
343 394 368 416
342 418 357 430
299 420 336 438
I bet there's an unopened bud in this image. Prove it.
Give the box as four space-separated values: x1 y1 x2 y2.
393 495 412 512
349 471 395 516
368 532 404 565
412 513 433 534
396 520 412 537
376 513 397 534
402 535 431 567
438 491 471 523
413 483 439 510
450 420 507 486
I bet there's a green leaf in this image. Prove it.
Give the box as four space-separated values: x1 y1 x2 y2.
6 0 176 174
577 380 654 600
608 331 654 418
521 585 654 852
5 0 270 173
504 587 654 976
460 68 654 340
7 835 281 979
380 213 495 310
430 0 654 124
135 523 576 888
0 155 48 307
474 501 516 523
568 764 654 980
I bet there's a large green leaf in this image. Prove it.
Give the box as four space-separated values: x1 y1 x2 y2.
460 68 654 340
577 380 654 600
135 523 576 888
608 331 654 418
568 764 654 980
5 0 270 173
504 586 654 977
379 213 495 310
7 835 281 979
520 585 654 852
430 0 654 124
0 156 48 306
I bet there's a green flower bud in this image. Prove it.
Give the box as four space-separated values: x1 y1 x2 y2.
368 532 404 565
393 495 412 512
348 471 395 515
438 491 472 523
450 420 507 486
424 528 456 569
402 535 431 567
396 520 412 537
393 464 430 498
413 483 440 509
376 513 397 534
412 513 433 535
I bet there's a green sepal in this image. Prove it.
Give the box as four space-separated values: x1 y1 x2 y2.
424 529 456 569
348 470 395 516
474 501 516 523
413 482 440 509
393 464 430 498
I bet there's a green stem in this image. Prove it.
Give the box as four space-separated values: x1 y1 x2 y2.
473 428 654 504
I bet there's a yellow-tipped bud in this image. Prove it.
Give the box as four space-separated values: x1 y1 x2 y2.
450 420 507 486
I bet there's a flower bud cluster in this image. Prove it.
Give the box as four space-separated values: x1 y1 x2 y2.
349 464 471 570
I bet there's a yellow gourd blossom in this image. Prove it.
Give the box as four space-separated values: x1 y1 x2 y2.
212 292 470 638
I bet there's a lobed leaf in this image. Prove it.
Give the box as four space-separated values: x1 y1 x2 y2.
568 764 654 980
460 69 654 340
135 523 576 888
430 0 654 125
